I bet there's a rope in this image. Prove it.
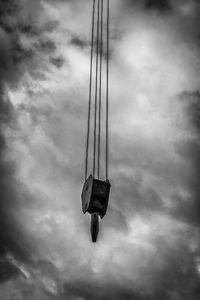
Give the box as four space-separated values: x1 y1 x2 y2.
97 0 103 179
106 0 109 180
85 0 96 181
93 0 100 177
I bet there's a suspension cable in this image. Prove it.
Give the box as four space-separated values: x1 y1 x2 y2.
93 0 100 177
106 0 110 180
97 0 103 179
85 0 110 181
85 0 96 181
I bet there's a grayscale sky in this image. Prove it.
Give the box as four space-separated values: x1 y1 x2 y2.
0 0 200 299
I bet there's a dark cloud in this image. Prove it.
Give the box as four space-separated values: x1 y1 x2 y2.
0 58 27 281
0 259 20 283
125 0 171 11
180 91 200 131
189 93 200 130
145 0 171 11
11 39 34 64
50 56 65 68
36 38 57 53
0 119 35 278
0 0 59 284
174 139 200 225
0 128 32 281
18 20 58 37
70 35 88 48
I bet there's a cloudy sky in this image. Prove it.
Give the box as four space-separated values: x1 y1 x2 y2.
0 0 200 299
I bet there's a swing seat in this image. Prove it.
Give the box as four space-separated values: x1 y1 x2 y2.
81 175 111 219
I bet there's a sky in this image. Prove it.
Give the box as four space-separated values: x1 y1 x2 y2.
0 0 200 299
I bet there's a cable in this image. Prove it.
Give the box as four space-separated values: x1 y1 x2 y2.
85 0 96 180
93 0 100 177
97 0 103 179
85 0 110 181
106 0 109 180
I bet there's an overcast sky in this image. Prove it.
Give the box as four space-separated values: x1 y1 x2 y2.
0 0 200 299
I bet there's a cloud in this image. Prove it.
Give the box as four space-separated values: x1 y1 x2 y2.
0 259 20 283
1 0 200 299
0 0 61 286
50 56 65 68
70 35 89 49
145 0 171 11
124 0 171 11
